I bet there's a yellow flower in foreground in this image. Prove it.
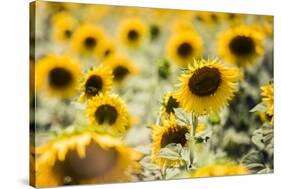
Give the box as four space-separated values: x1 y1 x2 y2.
102 54 138 84
192 164 250 178
71 24 106 57
35 131 142 187
86 95 130 136
217 25 264 67
166 31 203 68
151 115 204 168
36 54 82 98
175 58 239 115
118 18 148 48
79 65 113 102
260 82 274 121
52 11 77 43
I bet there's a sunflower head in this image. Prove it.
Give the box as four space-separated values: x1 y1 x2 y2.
217 25 264 67
102 54 138 84
71 24 106 57
260 82 274 122
161 93 180 115
192 164 250 178
118 18 148 48
166 31 203 68
194 12 224 26
96 39 116 60
52 11 77 43
151 115 189 168
80 65 113 102
35 131 142 187
86 95 131 136
175 58 239 115
35 54 82 98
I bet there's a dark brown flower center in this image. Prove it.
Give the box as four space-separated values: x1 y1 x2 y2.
229 36 255 57
113 66 129 81
58 141 118 181
48 67 73 89
84 37 97 49
64 29 72 38
177 42 193 58
85 75 103 96
128 29 139 41
95 104 118 125
165 96 179 114
160 126 189 148
104 49 111 57
188 67 221 96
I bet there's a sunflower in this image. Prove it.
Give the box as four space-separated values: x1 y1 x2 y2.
52 11 77 43
35 131 142 187
86 95 130 136
217 25 264 67
151 115 204 168
96 39 116 60
161 93 180 115
71 24 106 57
192 164 250 178
118 18 148 48
79 65 113 102
175 58 239 115
194 12 224 26
36 54 82 98
102 54 138 84
166 31 203 68
260 83 274 122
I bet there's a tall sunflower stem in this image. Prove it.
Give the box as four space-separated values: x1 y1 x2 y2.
189 112 198 169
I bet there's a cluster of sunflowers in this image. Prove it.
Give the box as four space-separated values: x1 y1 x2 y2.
30 1 274 187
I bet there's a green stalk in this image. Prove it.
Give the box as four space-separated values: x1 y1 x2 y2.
189 112 198 168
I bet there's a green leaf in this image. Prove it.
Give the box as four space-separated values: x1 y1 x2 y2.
250 103 267 113
174 108 190 125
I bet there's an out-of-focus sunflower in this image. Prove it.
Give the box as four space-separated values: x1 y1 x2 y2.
96 39 116 60
194 12 224 26
86 95 130 136
175 58 239 115
161 93 180 115
166 31 203 68
83 5 112 23
36 54 82 98
260 83 274 122
118 18 148 48
192 164 250 178
52 11 77 43
151 115 204 168
217 25 264 67
102 54 138 84
170 18 195 34
71 24 106 57
35 131 142 187
79 65 113 102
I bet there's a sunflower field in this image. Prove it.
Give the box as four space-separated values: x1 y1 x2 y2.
30 1 274 187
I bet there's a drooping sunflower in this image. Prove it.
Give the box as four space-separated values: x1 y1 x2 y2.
51 11 77 43
71 24 106 57
102 54 138 84
192 164 250 178
79 65 113 102
166 31 203 68
118 18 148 48
86 95 130 136
260 82 274 122
35 131 142 187
151 115 204 168
217 25 264 67
161 93 180 115
36 54 82 98
175 58 239 115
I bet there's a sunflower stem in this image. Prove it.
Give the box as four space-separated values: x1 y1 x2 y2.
189 112 198 169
